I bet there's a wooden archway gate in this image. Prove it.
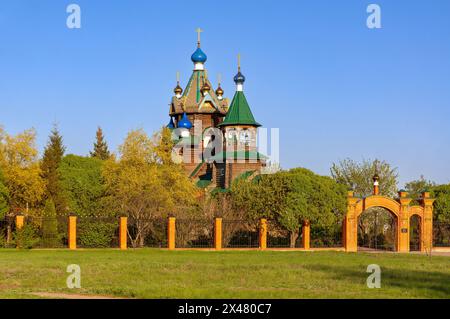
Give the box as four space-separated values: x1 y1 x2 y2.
344 191 434 252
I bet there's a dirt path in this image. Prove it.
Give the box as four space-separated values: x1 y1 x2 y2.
29 292 128 299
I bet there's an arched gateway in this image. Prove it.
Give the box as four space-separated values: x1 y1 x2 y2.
344 175 435 252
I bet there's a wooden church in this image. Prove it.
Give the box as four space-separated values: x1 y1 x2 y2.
166 30 266 189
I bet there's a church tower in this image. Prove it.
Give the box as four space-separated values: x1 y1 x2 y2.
167 29 229 178
212 56 267 188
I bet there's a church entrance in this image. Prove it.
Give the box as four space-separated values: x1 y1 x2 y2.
358 207 397 251
409 214 421 251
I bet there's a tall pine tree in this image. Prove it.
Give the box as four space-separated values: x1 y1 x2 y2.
90 127 110 160
41 125 67 215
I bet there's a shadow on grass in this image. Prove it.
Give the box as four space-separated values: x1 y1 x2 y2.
305 263 450 298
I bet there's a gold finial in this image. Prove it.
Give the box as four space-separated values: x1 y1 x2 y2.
215 73 223 98
174 71 183 96
201 74 210 94
237 53 241 72
215 73 224 98
196 27 203 48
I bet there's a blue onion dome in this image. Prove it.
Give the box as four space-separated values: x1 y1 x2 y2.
191 47 207 63
178 112 193 129
233 71 245 84
166 117 175 129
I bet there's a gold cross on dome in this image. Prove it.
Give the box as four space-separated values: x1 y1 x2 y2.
196 28 203 47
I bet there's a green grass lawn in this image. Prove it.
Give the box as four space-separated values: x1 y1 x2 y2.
0 249 449 299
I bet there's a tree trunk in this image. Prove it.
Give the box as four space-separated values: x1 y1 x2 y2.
290 231 299 248
136 219 144 248
6 225 12 243
138 233 145 248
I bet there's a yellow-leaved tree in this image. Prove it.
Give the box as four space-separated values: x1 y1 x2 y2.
102 128 197 247
0 127 45 214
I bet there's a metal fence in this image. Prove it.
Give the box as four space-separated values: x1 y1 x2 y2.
433 221 450 247
409 215 421 251
176 219 214 248
357 221 396 251
24 215 69 248
77 216 119 248
222 219 259 248
267 220 302 248
127 217 167 248
311 221 344 248
9 215 450 250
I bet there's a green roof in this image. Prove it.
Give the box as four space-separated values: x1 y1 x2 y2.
235 170 257 181
189 161 205 178
196 179 212 189
218 91 260 127
209 150 267 162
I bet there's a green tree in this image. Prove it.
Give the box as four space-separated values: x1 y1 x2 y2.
231 168 347 247
90 127 111 160
331 158 398 198
230 172 289 221
59 154 106 217
279 173 308 245
431 184 450 223
13 224 39 249
284 168 347 246
41 125 67 215
405 175 436 202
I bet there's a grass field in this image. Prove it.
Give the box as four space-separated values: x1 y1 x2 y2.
0 249 449 299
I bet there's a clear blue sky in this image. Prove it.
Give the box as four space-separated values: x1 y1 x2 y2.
1 0 449 187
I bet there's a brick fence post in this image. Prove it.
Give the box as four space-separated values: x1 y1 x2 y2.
302 220 310 250
168 217 176 250
259 218 267 250
119 216 128 250
214 218 222 250
15 214 24 230
68 214 77 250
15 214 25 249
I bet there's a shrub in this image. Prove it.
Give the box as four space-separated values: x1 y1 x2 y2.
13 224 39 249
41 199 61 247
78 222 116 248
